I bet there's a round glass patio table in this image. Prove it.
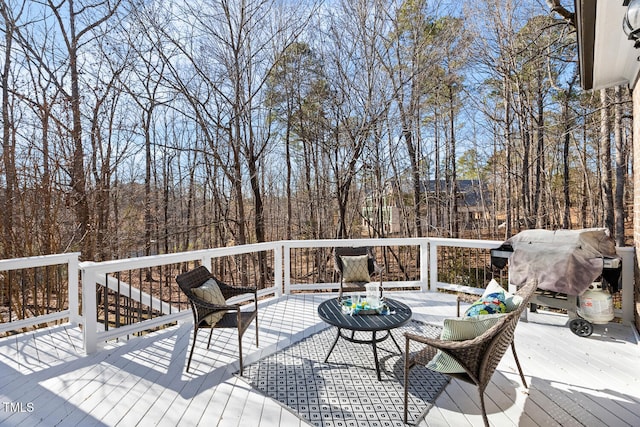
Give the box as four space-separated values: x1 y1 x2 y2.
317 297 412 381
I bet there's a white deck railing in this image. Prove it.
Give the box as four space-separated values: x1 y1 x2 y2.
0 252 81 334
79 242 282 353
282 238 429 293
0 238 635 352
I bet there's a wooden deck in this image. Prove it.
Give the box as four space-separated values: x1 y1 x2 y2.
1 291 639 426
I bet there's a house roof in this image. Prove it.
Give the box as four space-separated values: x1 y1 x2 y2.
422 179 491 207
575 0 640 90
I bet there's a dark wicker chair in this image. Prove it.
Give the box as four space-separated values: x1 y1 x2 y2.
333 246 383 300
176 265 258 375
404 280 538 426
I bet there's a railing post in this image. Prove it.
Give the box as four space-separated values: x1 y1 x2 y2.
283 242 291 295
81 266 98 354
420 240 429 291
201 254 213 271
67 253 81 325
429 240 439 292
617 246 635 324
274 243 283 297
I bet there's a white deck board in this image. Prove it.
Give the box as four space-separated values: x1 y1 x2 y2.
1 291 639 427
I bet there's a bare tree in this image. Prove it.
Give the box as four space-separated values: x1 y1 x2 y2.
318 0 393 238
0 0 634 266
614 85 626 245
600 88 614 234
0 0 20 258
545 0 575 26
380 0 435 238
43 0 123 259
560 72 578 229
264 42 326 240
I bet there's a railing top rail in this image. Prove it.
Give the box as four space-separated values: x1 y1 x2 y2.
0 252 81 270
426 237 636 253
280 237 425 248
426 237 503 248
80 238 430 274
80 242 280 274
12 239 635 275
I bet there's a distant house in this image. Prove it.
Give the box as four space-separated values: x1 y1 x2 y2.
361 187 401 235
422 179 491 231
362 179 491 235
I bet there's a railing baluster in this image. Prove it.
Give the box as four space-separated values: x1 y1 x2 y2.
115 272 121 329
103 273 109 331
137 269 142 327
9 270 13 322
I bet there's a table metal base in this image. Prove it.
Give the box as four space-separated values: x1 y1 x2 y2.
324 327 403 381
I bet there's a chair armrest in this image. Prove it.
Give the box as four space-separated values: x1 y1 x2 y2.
405 331 447 348
457 293 481 304
405 323 504 376
216 281 258 300
455 290 483 316
406 332 477 352
405 316 507 352
189 297 241 312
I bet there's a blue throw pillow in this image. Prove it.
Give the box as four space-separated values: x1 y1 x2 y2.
465 292 507 317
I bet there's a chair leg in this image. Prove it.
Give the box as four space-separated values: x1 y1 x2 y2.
206 327 214 349
479 390 489 427
404 338 411 424
186 326 199 373
510 341 527 388
237 331 244 376
254 316 259 347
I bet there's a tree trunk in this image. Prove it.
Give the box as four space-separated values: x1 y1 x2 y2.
144 109 153 258
560 71 577 229
1 3 16 258
68 0 92 259
448 83 458 238
504 80 513 238
534 68 545 228
434 106 441 234
285 115 293 241
600 88 614 234
581 117 588 228
403 124 423 238
614 85 625 245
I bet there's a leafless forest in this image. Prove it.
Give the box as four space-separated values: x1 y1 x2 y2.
0 0 632 263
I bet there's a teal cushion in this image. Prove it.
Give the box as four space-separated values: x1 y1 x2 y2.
464 292 507 317
482 279 523 312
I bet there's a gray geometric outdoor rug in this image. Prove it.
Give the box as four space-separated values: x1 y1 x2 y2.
238 320 449 427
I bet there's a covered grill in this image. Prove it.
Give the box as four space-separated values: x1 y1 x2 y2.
491 228 622 336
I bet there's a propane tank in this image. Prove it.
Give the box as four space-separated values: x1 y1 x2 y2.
577 282 614 324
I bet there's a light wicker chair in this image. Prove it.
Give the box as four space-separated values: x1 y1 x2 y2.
176 265 258 375
404 280 537 426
